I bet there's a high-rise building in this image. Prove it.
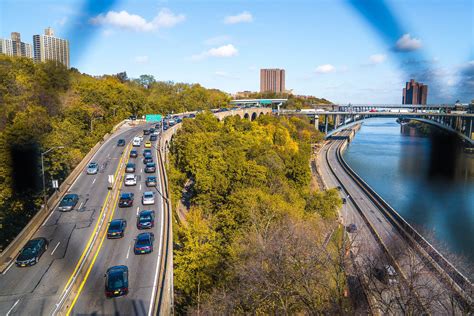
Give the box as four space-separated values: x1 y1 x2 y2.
260 68 285 93
402 79 428 105
33 27 70 68
0 32 32 58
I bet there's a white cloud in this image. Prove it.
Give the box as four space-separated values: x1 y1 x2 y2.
224 11 253 24
191 44 239 61
90 8 185 32
315 64 336 74
134 55 149 64
369 53 387 64
204 35 231 45
55 17 68 26
395 34 422 52
102 29 114 36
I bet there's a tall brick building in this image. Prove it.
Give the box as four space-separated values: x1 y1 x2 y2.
402 79 428 105
260 68 285 93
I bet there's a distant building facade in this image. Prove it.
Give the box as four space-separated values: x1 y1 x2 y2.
0 32 32 58
402 79 428 105
260 68 285 93
33 27 70 68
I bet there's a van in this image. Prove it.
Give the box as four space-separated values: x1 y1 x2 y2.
132 137 141 147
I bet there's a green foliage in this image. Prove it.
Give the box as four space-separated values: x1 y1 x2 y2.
235 91 332 109
306 188 342 220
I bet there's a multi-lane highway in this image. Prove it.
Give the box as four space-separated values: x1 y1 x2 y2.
318 129 471 314
0 121 165 315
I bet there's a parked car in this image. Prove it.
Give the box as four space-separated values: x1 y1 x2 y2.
107 219 127 239
145 162 156 173
16 237 49 267
119 193 134 207
104 265 129 298
125 163 136 173
117 139 126 147
124 174 137 186
86 162 99 175
129 149 138 158
347 223 357 233
137 210 155 229
145 176 157 187
342 197 347 204
134 232 154 255
374 265 398 285
142 191 155 205
58 193 79 212
143 156 153 164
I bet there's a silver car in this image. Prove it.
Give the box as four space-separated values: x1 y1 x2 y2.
87 162 99 175
142 191 155 205
124 174 137 186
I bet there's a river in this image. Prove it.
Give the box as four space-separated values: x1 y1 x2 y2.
342 118 474 267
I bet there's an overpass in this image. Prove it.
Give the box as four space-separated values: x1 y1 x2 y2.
280 106 474 145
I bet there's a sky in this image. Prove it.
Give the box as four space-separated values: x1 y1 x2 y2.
1 0 473 104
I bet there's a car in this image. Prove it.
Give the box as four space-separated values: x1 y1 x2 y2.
155 124 161 129
347 223 357 233
163 125 169 131
144 141 152 148
149 135 157 141
149 128 155 133
134 232 155 254
152 130 160 136
105 265 129 298
125 162 136 173
86 162 99 175
176 117 182 123
189 113 196 118
137 210 155 229
119 193 134 207
129 115 137 121
58 193 79 212
142 191 155 205
143 156 153 164
374 265 398 285
145 162 156 173
336 186 342 191
132 137 141 147
117 139 126 147
369 109 377 113
129 149 138 158
124 174 137 186
342 197 347 204
145 176 157 187
107 219 127 238
143 149 152 157
143 129 150 135
16 237 48 267
168 119 176 126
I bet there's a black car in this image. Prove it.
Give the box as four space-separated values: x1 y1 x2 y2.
134 232 154 255
145 163 156 173
149 128 155 133
16 237 48 267
129 115 137 120
143 129 150 135
155 124 161 129
117 139 126 146
342 197 347 204
145 176 157 187
163 125 169 131
129 149 138 158
125 162 136 173
149 135 157 141
143 156 153 164
347 223 357 233
58 193 79 212
105 265 129 298
143 149 152 157
189 113 196 118
176 117 182 123
119 193 134 207
107 219 127 239
137 210 155 229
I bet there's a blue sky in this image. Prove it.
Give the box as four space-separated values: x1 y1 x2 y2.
1 0 473 103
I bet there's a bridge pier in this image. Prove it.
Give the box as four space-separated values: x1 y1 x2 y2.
314 115 319 131
325 115 328 134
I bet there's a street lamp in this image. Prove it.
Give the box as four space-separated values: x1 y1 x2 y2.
41 146 65 208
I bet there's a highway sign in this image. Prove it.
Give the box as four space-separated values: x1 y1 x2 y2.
145 114 162 122
52 180 59 189
260 100 272 105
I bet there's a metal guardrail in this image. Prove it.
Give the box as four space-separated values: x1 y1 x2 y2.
0 120 128 272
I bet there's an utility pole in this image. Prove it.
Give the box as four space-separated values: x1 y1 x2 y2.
41 146 65 208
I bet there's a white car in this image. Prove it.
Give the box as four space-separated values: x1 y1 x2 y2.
124 174 137 186
142 191 155 205
132 137 141 147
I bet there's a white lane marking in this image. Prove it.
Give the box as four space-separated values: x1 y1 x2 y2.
148 157 165 316
126 245 131 259
6 299 20 316
141 168 143 173
51 242 61 256
78 202 84 210
2 260 15 275
42 208 56 227
136 207 140 215
92 178 96 185
139 184 142 191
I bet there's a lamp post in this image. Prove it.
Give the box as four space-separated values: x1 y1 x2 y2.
41 146 64 208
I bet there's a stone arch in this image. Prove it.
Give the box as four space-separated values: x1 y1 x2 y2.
251 112 257 121
244 113 250 120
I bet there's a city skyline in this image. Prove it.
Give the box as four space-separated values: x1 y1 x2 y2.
0 0 473 103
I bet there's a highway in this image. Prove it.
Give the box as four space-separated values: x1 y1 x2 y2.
0 121 163 315
318 129 470 313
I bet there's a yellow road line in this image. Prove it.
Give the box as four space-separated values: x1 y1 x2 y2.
61 144 128 294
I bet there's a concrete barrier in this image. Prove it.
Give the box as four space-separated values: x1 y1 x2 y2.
0 120 129 272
